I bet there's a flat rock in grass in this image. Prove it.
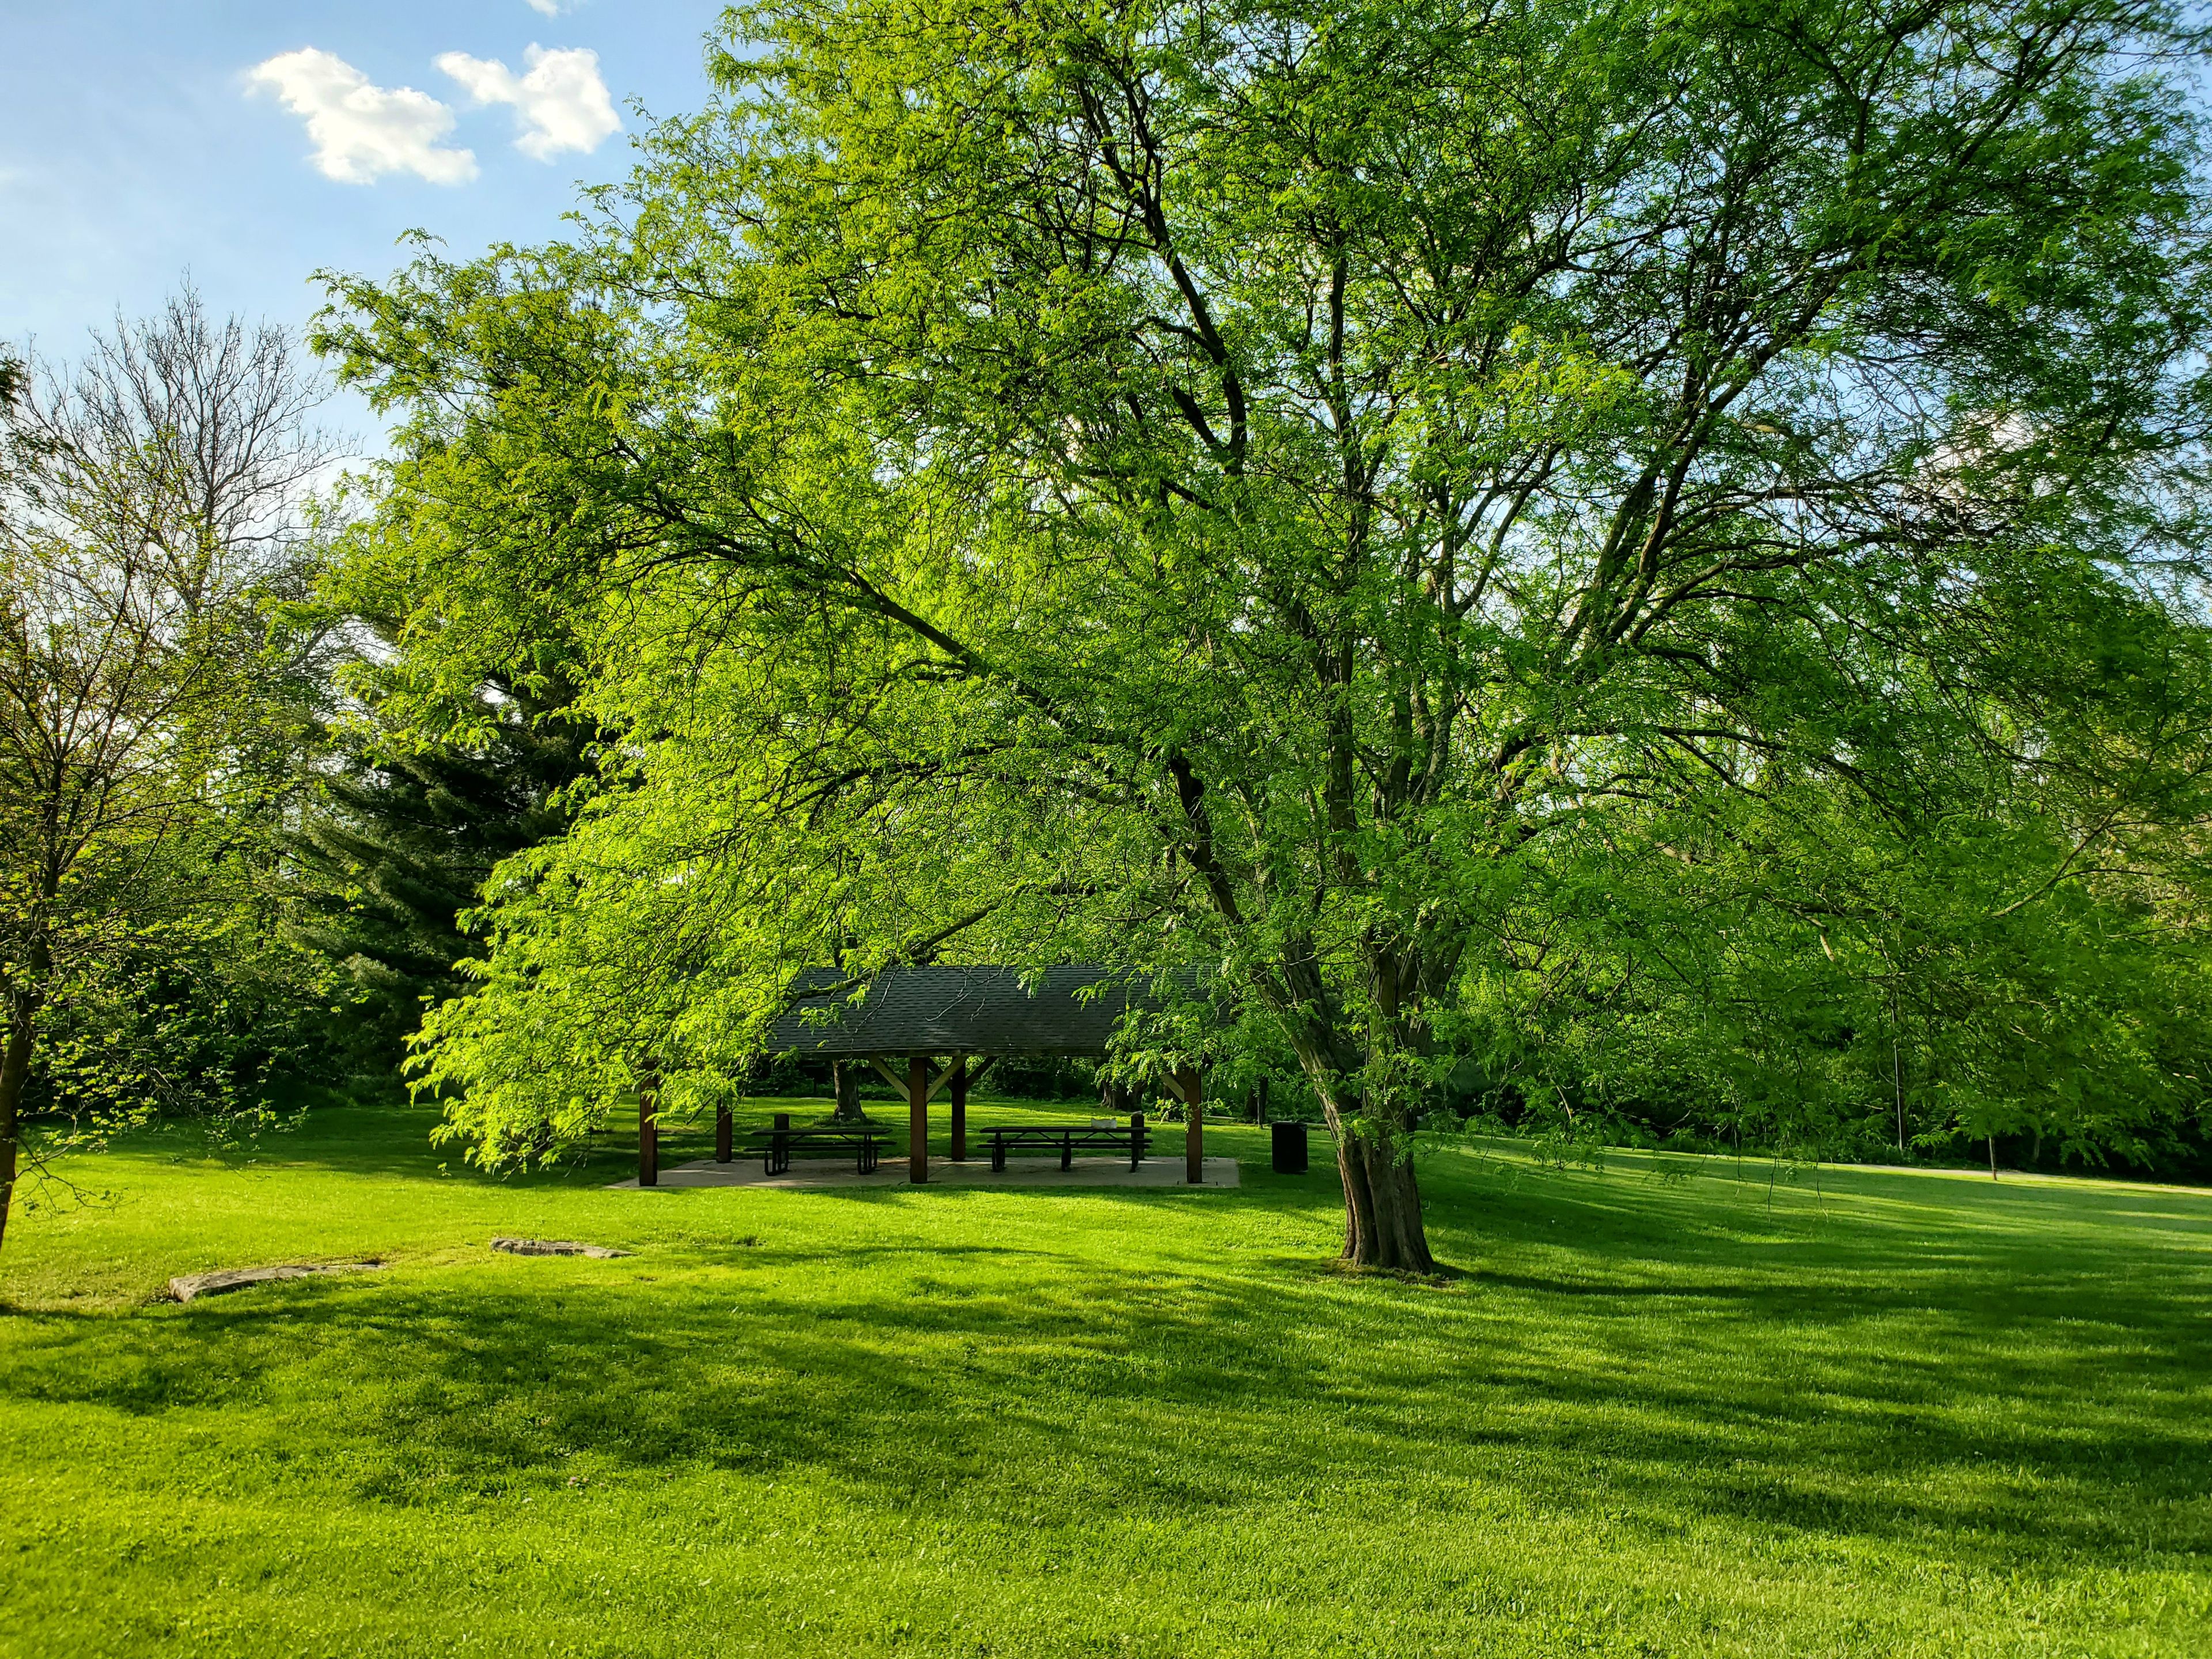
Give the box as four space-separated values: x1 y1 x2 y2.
166 1261 384 1304
490 1237 632 1259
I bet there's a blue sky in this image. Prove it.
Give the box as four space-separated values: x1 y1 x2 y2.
2 1 728 443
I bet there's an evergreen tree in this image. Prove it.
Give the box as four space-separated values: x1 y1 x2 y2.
286 677 591 1063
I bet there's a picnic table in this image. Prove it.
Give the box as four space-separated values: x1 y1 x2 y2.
971 1115 1149 1172
738 1122 884 1175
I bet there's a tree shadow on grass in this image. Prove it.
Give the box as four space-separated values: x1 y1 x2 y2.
6 1177 2208 1580
9 1128 2209 1584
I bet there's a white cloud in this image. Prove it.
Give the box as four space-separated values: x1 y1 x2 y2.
248 48 477 186
524 0 574 14
436 45 620 162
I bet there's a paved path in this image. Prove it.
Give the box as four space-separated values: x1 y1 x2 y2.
613 1155 1243 1191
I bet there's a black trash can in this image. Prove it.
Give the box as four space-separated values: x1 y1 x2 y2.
1271 1120 1309 1175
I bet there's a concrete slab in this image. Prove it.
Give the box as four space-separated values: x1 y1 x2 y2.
491 1237 632 1258
166 1260 384 1302
612 1155 1241 1191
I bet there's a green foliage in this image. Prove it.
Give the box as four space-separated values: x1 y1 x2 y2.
32 884 348 1139
1450 575 2212 1168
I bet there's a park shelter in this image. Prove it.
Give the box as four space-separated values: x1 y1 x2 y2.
638 965 1207 1187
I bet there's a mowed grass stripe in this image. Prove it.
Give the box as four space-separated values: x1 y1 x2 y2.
1 1101 2207 1656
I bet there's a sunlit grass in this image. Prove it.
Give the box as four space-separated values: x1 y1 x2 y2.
2 1099 2207 1657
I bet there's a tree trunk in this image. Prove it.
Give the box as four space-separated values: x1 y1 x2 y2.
1323 1103 1435 1274
1892 1037 1907 1156
0 994 33 1259
830 1060 865 1122
1275 960 1441 1274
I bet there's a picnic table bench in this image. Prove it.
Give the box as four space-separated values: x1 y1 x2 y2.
738 1123 884 1176
972 1116 1149 1172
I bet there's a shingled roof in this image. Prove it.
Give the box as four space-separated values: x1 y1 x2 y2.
768 965 1158 1058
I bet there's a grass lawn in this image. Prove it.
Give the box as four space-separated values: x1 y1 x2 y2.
1 1099 2208 1658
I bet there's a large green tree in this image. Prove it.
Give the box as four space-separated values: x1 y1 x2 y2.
324 0 2211 1267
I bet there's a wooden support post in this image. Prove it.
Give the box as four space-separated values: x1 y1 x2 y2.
950 1056 968 1162
715 1101 733 1164
638 1061 660 1188
908 1054 929 1184
1180 1064 1203 1185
